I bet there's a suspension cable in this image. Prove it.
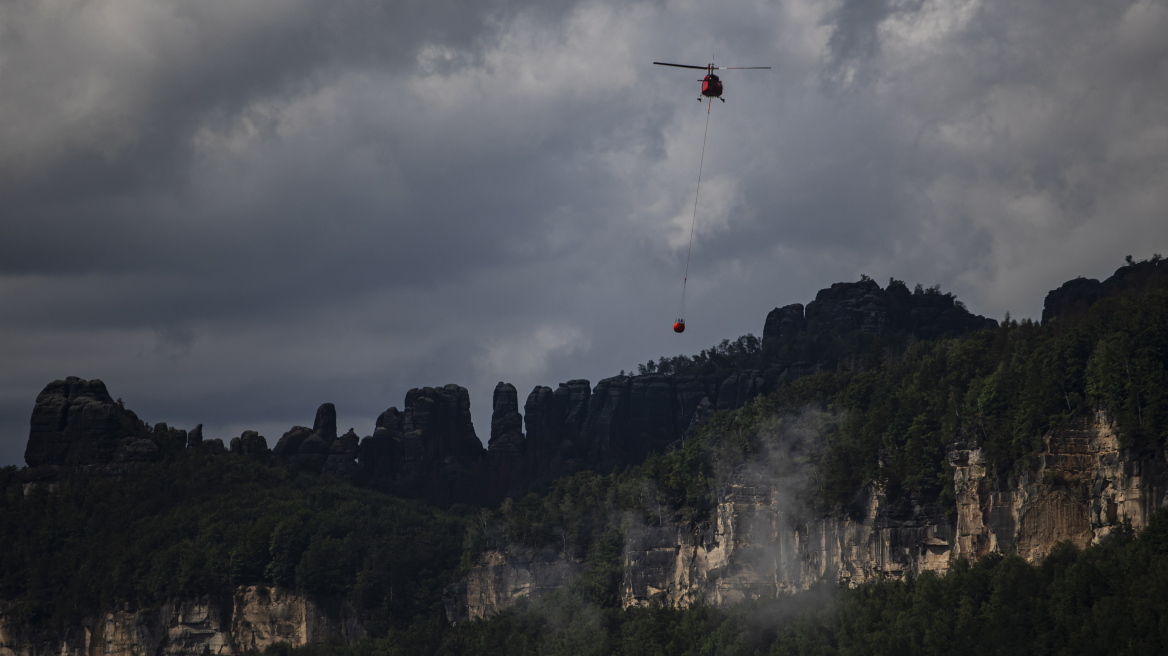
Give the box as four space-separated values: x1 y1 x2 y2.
677 99 713 321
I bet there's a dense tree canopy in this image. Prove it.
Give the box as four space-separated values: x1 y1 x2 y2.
0 456 467 635
255 509 1168 656
3 259 1167 651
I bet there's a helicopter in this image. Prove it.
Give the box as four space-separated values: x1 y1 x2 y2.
655 59 770 335
653 61 771 102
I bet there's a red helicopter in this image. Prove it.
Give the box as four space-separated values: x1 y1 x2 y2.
655 59 770 334
653 61 771 102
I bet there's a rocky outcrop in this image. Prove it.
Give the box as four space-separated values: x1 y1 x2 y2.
1042 257 1168 324
322 429 360 478
347 370 756 507
229 431 269 457
488 383 524 457
356 384 488 506
312 404 338 443
24 378 152 471
12 364 872 508
272 404 346 474
1041 277 1102 324
951 412 1168 561
357 426 398 482
443 549 579 622
186 424 203 448
20 378 183 487
715 371 765 412
522 380 592 479
764 278 996 349
620 481 953 608
580 375 721 467
451 413 1168 619
453 473 952 619
22 276 1005 502
762 304 806 342
395 385 482 471
0 586 363 656
486 383 526 500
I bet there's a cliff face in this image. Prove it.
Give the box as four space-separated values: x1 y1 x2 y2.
619 475 953 608
443 550 580 622
951 412 1168 561
0 586 363 656
451 413 1168 619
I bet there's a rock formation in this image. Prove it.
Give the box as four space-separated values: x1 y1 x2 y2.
762 303 805 341
357 426 398 482
323 429 361 478
0 585 364 656
1042 257 1168 324
23 377 164 483
1041 276 1102 324
715 370 765 412
444 550 579 623
487 383 524 457
273 426 312 460
448 412 1168 619
271 404 344 473
580 375 721 467
522 379 592 479
18 276 1018 507
230 431 269 458
949 412 1168 561
15 266 1168 640
763 278 997 349
394 385 482 471
486 383 526 501
355 384 489 506
186 424 203 448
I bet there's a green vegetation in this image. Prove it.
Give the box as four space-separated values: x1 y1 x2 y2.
252 509 1168 656
637 334 765 378
636 281 962 380
464 260 1168 597
4 259 1167 651
627 261 1168 516
0 455 466 635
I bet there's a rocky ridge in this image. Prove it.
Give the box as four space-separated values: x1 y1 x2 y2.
22 277 999 508
761 277 997 351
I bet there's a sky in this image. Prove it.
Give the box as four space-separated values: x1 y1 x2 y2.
2 0 1167 466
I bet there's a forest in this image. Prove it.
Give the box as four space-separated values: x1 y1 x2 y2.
264 511 1168 656
2 258 1167 653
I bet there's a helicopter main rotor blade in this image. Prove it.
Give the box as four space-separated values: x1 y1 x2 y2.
714 66 772 70
653 62 709 70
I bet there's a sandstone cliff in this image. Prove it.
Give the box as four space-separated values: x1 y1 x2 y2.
951 412 1168 561
449 412 1168 619
0 586 362 656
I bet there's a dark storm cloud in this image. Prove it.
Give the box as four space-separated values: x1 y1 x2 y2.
2 0 1166 465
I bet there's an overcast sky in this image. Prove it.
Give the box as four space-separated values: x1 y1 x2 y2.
2 0 1166 466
